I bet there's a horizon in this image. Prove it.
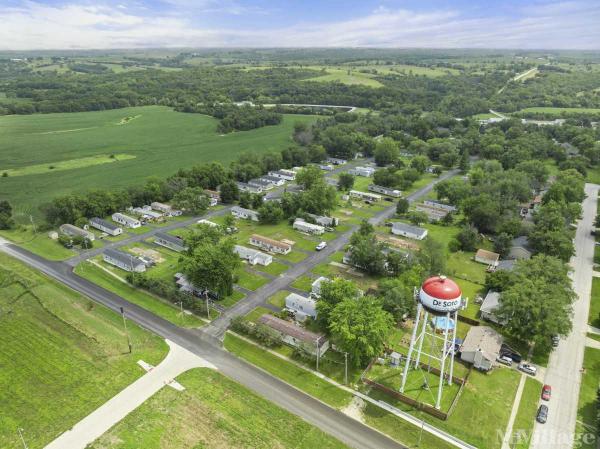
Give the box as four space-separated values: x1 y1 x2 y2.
1 0 599 51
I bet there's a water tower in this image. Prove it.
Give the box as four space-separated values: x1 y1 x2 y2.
400 275 462 410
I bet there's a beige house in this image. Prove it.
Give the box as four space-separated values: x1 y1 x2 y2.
460 326 503 371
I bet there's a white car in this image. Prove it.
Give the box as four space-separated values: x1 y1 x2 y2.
315 241 327 251
518 363 537 376
496 355 512 366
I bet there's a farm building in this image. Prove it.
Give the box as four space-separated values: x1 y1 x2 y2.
155 232 187 252
293 218 325 235
103 248 146 272
258 314 329 356
231 206 259 221
237 182 263 194
269 169 296 181
475 249 500 267
249 234 291 255
460 326 503 372
151 202 182 217
197 219 218 227
480 291 506 325
368 184 402 197
285 293 317 320
112 213 141 229
234 245 272 266
89 217 122 236
423 200 457 213
311 276 330 297
348 166 375 177
59 224 95 241
509 236 533 260
326 157 347 165
391 222 428 240
306 213 339 227
349 190 382 202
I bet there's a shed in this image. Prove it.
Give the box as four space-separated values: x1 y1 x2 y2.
475 249 500 267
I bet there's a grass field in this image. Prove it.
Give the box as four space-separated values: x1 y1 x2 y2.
1 153 135 177
510 376 542 449
588 277 600 327
88 368 350 449
574 347 600 449
518 107 600 115
0 252 168 449
0 226 75 260
0 106 316 218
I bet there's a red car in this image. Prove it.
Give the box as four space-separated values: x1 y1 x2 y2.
541 385 552 401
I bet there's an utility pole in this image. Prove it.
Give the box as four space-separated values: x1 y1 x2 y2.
205 292 210 319
344 352 348 385
29 215 36 235
18 428 28 449
316 336 320 372
120 307 132 353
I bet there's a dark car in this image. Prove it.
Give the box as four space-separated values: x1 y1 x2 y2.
500 344 523 363
536 405 548 424
542 385 552 401
384 197 394 202
551 335 560 347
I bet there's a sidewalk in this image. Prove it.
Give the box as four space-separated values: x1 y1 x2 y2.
45 339 216 449
502 373 527 449
228 331 476 449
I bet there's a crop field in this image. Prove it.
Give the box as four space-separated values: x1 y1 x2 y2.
518 107 600 115
0 252 167 449
0 106 316 218
89 368 350 449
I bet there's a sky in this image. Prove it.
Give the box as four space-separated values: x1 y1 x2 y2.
1 0 599 50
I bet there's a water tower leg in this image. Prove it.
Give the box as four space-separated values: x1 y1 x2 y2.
414 310 428 369
436 312 451 410
448 310 458 386
400 302 422 393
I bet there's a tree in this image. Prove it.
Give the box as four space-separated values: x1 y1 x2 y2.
378 265 423 321
348 233 387 275
407 211 429 226
494 232 513 257
328 296 394 367
338 172 355 191
172 187 210 214
434 178 472 206
258 201 284 224
0 200 14 229
296 165 323 190
219 180 239 204
410 155 429 173
316 277 362 326
417 238 447 275
374 138 399 166
456 225 479 251
396 198 409 215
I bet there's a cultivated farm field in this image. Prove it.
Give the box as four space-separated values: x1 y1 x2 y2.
0 106 316 218
0 252 167 449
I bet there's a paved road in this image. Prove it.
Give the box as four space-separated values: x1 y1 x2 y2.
529 183 599 449
45 340 215 449
0 242 406 449
203 168 460 338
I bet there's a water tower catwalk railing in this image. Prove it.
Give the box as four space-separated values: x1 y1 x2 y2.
400 275 462 410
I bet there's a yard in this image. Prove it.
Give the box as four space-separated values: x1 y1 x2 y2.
0 226 75 260
0 252 167 449
588 277 600 328
510 376 543 449
88 368 350 449
574 347 600 449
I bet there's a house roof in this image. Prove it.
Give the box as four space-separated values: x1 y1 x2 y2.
250 234 291 250
475 249 500 263
497 259 516 271
480 291 501 315
391 222 427 236
258 314 326 346
90 217 120 231
232 206 258 215
461 326 503 361
104 248 144 267
155 232 185 247
511 236 532 250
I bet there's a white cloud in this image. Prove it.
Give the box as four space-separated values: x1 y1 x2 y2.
0 1 599 50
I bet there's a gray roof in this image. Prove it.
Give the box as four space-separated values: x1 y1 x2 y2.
511 236 531 250
497 259 516 271
104 248 144 267
461 326 503 360
262 175 282 183
90 217 120 231
259 314 327 347
480 291 501 315
155 232 185 247
391 222 427 236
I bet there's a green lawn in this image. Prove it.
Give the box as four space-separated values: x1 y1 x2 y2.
267 290 290 308
254 260 289 276
510 376 543 449
518 107 600 115
235 267 270 291
588 277 600 327
0 252 168 449
0 106 316 218
1 153 135 177
291 275 314 292
88 368 350 449
224 334 353 409
220 290 246 308
74 261 204 328
447 251 487 284
244 306 274 323
574 347 600 448
0 226 75 260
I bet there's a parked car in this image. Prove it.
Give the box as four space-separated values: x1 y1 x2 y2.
315 241 327 251
551 335 560 347
542 384 552 401
500 344 523 363
496 355 513 366
384 197 394 202
536 405 548 424
518 363 537 376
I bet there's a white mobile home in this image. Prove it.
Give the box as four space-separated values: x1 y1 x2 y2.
231 206 259 221
59 224 95 241
293 218 325 235
89 217 122 236
258 314 328 356
151 202 182 217
249 234 292 255
423 200 457 213
311 276 330 297
103 248 146 272
234 245 272 266
349 190 382 202
306 214 338 227
368 184 402 197
112 213 141 229
285 293 317 320
197 219 218 227
237 182 263 194
155 232 187 252
391 222 428 240
349 166 376 177
269 169 296 181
